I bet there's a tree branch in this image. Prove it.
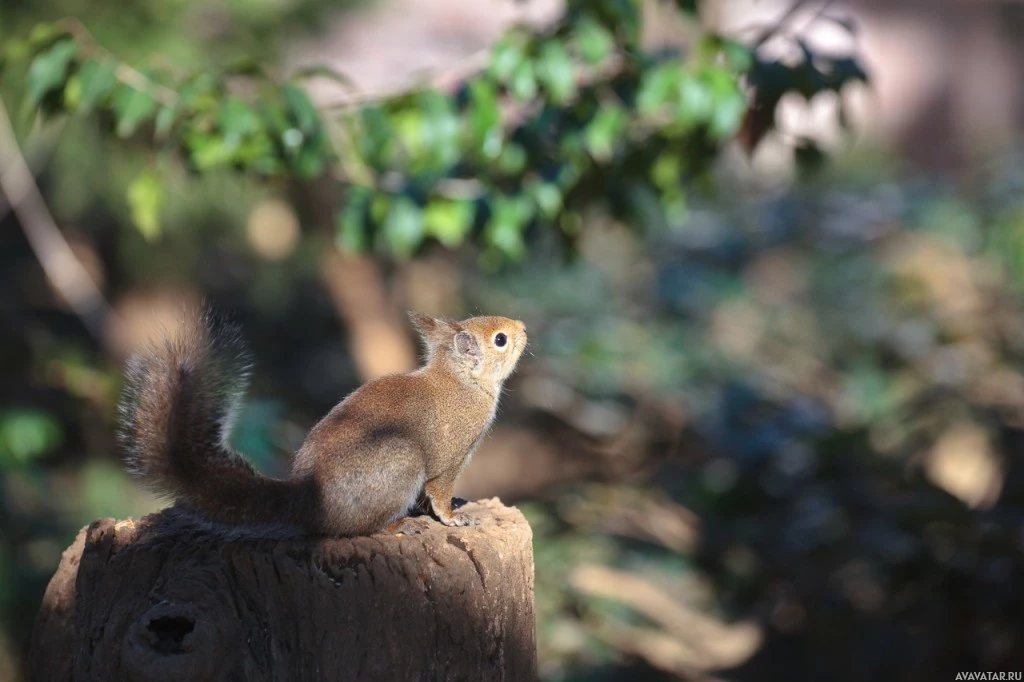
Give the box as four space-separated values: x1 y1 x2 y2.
0 97 118 339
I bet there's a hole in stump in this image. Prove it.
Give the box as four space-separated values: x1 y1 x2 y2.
146 616 195 655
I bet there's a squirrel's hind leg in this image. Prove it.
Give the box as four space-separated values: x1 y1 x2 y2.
424 476 477 527
318 447 425 536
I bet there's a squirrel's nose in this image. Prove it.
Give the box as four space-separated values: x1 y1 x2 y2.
516 320 526 333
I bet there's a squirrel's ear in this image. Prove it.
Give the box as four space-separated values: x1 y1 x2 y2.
407 311 432 329
410 312 458 350
454 330 482 360
408 311 435 334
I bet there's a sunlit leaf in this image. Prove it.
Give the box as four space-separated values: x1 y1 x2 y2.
418 90 460 171
113 85 156 137
383 195 425 258
126 170 163 240
510 60 538 101
336 186 372 253
584 107 627 162
498 143 528 174
536 41 576 105
703 69 747 138
424 198 474 247
0 410 62 467
676 74 713 126
282 84 319 134
651 152 681 190
76 59 117 113
219 97 261 137
575 16 615 66
26 39 77 107
720 39 754 73
486 195 533 260
467 80 502 159
490 34 525 81
528 180 563 219
292 144 328 178
185 130 234 169
637 63 682 116
154 102 179 138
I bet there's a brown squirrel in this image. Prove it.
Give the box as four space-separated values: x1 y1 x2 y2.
119 308 527 536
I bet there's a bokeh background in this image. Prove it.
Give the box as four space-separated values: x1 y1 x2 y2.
3 0 1024 680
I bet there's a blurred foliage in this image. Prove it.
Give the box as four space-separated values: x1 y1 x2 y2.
475 163 1024 680
2 0 865 265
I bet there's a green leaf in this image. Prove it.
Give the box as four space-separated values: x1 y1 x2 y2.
584 107 627 162
357 105 392 165
497 143 527 174
510 60 538 101
27 23 64 50
113 85 156 137
383 196 425 258
418 90 460 171
720 39 754 73
127 170 163 240
491 35 525 81
177 72 221 113
154 102 179 138
26 39 78 107
0 410 62 466
424 198 474 247
651 152 681 190
536 41 576 105
637 63 682 116
709 87 747 139
467 80 502 159
575 16 615 66
77 59 117 112
698 35 753 74
218 97 262 137
486 195 533 260
291 144 328 178
664 193 688 225
527 179 563 219
676 73 713 126
392 109 425 162
62 76 83 110
337 186 372 253
282 84 319 134
185 131 234 170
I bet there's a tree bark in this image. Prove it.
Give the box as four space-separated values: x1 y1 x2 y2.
30 498 536 682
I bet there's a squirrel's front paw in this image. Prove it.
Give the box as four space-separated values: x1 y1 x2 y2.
440 511 477 527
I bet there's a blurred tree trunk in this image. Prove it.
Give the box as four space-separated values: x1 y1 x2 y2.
295 178 417 382
30 499 537 682
319 250 418 380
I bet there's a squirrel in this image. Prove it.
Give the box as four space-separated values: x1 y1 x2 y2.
118 307 527 536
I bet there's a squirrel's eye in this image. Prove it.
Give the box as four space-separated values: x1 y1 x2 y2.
494 333 508 347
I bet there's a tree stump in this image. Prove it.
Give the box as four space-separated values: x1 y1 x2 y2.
31 498 536 682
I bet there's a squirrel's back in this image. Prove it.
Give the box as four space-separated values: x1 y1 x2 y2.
292 370 494 477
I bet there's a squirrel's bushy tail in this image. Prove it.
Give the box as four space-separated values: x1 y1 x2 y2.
119 307 314 529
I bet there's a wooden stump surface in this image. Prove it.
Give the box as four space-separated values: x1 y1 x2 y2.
31 498 536 682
